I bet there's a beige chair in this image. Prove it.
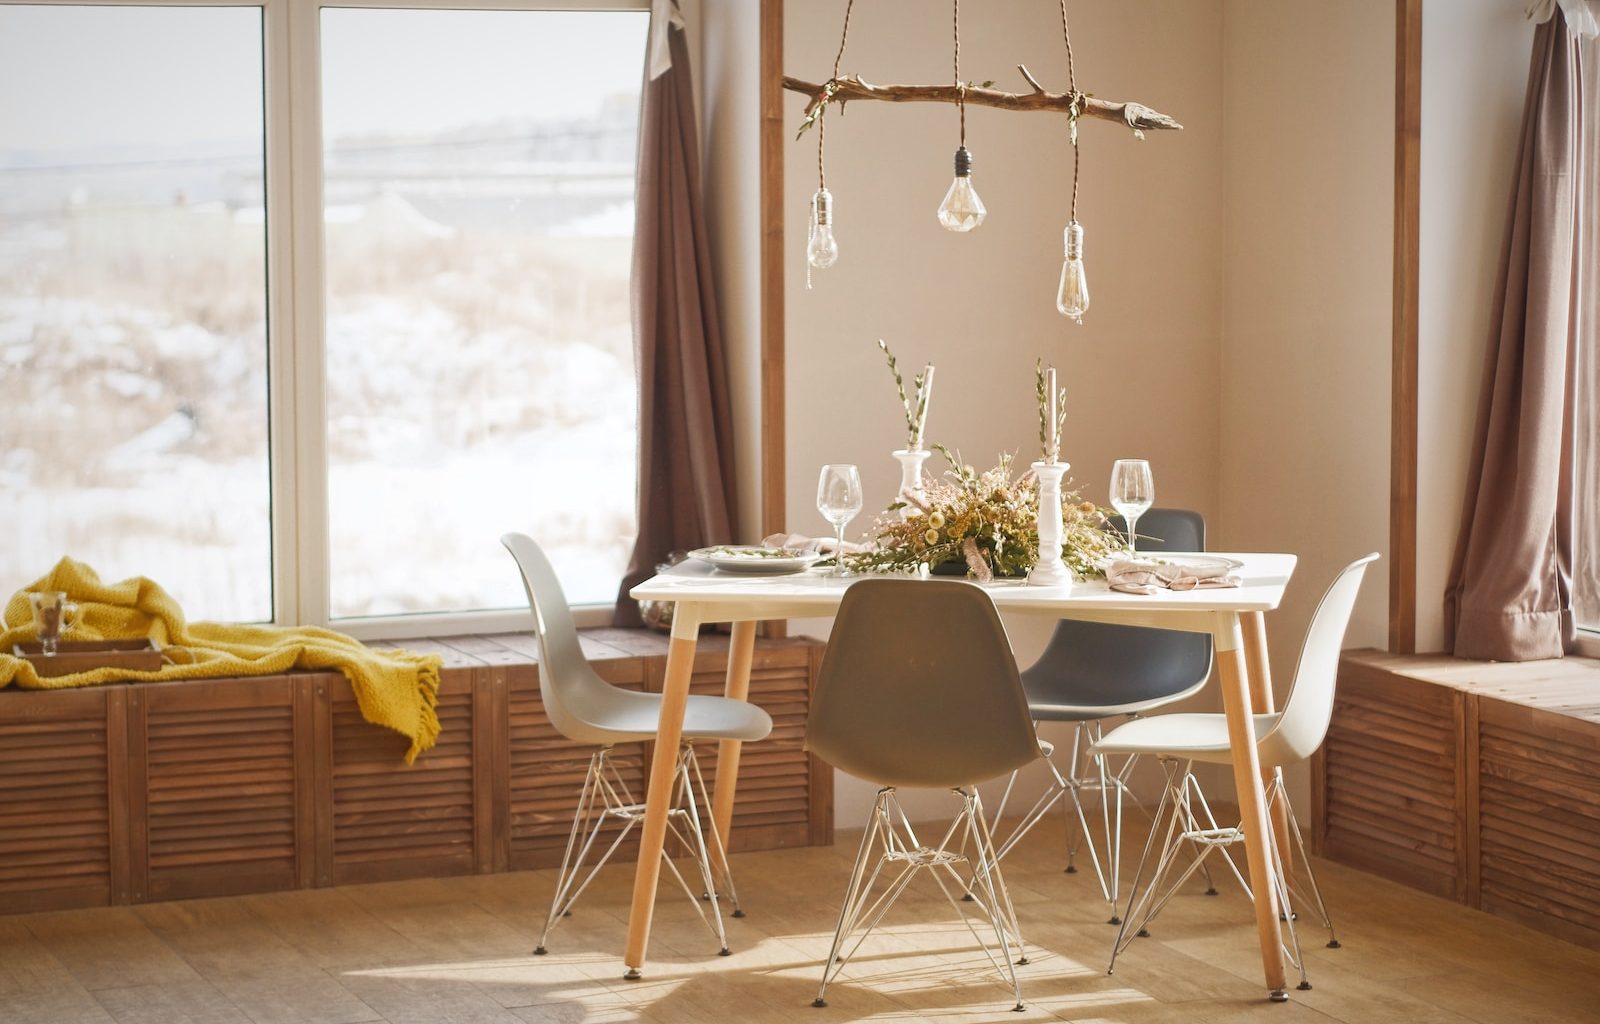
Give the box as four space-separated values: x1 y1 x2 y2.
502 533 772 959
805 578 1044 1012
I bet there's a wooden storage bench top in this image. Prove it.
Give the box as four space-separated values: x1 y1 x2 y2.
1338 648 1600 723
370 627 734 670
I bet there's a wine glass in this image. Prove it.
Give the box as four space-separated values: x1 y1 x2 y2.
816 464 864 578
1109 459 1154 558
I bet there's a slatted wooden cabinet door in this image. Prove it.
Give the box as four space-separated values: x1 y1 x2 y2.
1477 701 1600 947
0 688 117 912
1316 661 1464 901
674 641 824 854
329 671 477 884
131 676 306 903
507 659 650 869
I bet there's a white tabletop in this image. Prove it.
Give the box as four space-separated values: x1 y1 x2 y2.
632 552 1297 634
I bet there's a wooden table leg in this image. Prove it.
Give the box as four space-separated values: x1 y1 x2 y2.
1243 611 1294 872
709 620 758 892
1215 612 1289 1000
623 607 702 979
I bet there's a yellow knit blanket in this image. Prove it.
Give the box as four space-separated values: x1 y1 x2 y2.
0 558 442 763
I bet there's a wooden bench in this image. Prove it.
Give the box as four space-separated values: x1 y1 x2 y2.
0 629 829 915
1314 649 1600 950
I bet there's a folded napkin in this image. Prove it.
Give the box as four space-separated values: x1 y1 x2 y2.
762 532 869 556
1106 559 1241 595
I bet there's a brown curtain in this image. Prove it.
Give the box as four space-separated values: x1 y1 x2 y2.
613 3 738 626
1444 12 1588 661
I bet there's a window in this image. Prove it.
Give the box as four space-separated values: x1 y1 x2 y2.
0 0 646 632
320 8 644 618
0 5 271 621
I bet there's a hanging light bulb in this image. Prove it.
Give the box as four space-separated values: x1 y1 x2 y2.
936 146 986 232
1056 220 1089 323
807 188 839 269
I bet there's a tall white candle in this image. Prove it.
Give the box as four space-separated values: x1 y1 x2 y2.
1046 367 1058 463
914 364 935 450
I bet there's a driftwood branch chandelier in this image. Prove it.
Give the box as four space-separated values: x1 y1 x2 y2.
788 0 1184 325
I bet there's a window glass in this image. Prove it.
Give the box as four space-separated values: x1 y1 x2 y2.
321 8 646 618
0 5 271 620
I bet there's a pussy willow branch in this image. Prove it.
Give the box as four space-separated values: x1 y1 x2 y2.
787 64 1182 137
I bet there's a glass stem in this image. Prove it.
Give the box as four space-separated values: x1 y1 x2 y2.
1127 513 1140 557
834 522 848 577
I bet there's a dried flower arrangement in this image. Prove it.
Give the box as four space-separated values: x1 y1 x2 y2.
844 446 1125 582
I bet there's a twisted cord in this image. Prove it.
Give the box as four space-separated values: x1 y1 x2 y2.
1060 0 1080 221
818 0 857 190
954 0 965 146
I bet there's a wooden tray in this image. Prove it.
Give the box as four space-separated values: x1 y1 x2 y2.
12 639 164 677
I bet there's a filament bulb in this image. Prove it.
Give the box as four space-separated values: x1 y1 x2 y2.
807 189 839 269
936 147 987 232
1056 221 1089 323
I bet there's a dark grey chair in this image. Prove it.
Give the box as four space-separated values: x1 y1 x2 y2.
986 509 1213 925
805 578 1043 1012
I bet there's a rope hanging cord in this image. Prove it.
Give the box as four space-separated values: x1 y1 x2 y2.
954 0 965 147
818 0 857 191
1060 0 1081 221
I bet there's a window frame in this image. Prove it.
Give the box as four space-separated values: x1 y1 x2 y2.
3 0 648 638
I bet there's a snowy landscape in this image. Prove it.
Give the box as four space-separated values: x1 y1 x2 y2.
1 100 640 622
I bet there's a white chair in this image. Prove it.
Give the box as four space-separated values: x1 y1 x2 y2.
501 533 773 958
1092 552 1378 992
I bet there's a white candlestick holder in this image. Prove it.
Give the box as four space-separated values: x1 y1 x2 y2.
1030 460 1073 588
892 448 931 520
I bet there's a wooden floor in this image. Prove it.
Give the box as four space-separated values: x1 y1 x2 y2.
3 811 1599 1024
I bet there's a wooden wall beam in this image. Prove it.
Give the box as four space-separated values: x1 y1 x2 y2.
760 0 787 640
1389 0 1422 653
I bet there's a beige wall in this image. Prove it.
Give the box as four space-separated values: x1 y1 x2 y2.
1217 0 1394 807
1415 0 1534 652
783 0 1225 822
701 0 1399 824
699 0 764 543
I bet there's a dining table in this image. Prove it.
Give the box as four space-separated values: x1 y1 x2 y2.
625 551 1302 1001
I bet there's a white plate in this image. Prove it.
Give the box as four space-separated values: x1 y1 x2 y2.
689 545 823 575
1108 552 1244 574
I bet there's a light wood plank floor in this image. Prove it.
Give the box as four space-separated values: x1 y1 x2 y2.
3 814 1599 1024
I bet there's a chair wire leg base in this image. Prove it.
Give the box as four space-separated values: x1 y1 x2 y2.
984 721 1134 925
1108 760 1336 995
814 788 1026 1012
537 744 740 960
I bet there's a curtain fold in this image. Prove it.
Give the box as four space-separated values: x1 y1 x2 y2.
1444 12 1588 661
612 2 738 626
